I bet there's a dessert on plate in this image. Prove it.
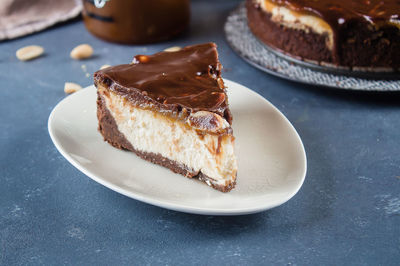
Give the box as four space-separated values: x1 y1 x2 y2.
246 0 400 70
94 43 237 192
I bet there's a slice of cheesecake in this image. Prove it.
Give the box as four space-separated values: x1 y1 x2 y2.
94 43 237 192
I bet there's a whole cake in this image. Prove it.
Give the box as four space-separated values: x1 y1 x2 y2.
246 0 400 70
94 43 237 192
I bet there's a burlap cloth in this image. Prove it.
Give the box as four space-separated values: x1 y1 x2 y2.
0 0 82 41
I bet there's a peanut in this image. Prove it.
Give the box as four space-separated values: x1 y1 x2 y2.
70 44 93 60
137 55 149 63
100 64 111 70
188 111 228 132
164 46 181 52
64 82 82 94
16 45 44 61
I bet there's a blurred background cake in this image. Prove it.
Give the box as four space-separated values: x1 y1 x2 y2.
246 0 400 70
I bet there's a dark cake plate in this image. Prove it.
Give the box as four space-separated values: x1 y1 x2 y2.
224 3 400 91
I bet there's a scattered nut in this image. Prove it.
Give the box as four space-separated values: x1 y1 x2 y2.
16 45 44 61
138 55 149 63
164 46 181 52
100 64 111 70
217 78 225 89
188 111 228 132
70 44 93 60
64 82 82 94
132 55 150 64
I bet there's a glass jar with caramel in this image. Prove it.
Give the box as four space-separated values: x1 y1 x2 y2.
82 0 190 44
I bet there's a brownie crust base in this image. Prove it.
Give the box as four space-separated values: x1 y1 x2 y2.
97 93 236 192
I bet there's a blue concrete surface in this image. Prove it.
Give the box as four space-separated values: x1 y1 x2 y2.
1 0 399 265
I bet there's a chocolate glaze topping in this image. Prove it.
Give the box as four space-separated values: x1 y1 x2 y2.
94 43 232 124
266 0 400 64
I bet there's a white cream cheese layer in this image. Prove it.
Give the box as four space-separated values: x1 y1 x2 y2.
100 87 237 186
255 0 333 50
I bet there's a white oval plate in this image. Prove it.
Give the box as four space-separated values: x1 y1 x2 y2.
48 79 307 215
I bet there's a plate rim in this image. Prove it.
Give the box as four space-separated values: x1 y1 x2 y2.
48 79 307 215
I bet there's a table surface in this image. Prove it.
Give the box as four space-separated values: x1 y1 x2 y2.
1 0 399 265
